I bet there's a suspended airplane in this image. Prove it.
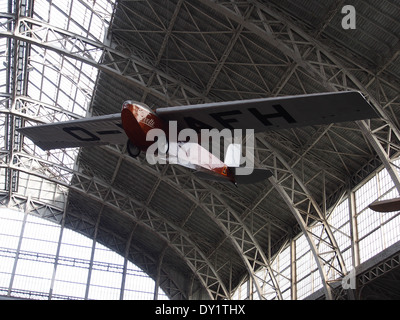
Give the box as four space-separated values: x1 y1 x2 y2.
17 91 378 186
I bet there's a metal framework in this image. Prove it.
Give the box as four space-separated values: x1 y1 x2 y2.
1 0 400 300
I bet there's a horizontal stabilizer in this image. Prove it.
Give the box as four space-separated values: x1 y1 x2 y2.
193 171 231 183
194 168 272 185
233 168 272 185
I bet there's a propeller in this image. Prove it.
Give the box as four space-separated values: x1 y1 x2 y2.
369 198 400 212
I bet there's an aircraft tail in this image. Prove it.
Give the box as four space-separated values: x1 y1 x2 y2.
233 168 272 185
194 168 272 185
224 143 241 167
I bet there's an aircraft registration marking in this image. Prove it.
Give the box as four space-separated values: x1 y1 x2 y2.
62 123 124 142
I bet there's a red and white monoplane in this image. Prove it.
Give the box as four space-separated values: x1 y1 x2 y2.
18 91 378 186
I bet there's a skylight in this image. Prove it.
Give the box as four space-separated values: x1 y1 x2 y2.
21 0 115 178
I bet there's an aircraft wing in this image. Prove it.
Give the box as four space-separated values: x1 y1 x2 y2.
369 198 400 212
17 113 126 150
156 91 378 132
17 91 378 151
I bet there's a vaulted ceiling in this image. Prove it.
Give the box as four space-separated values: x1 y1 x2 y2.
2 0 400 299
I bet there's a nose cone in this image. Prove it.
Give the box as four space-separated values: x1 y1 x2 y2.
121 102 147 149
121 101 167 151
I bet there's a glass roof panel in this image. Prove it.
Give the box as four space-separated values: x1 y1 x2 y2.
0 39 7 94
22 0 115 177
0 25 9 151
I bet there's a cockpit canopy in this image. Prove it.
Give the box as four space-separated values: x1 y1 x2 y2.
123 100 156 116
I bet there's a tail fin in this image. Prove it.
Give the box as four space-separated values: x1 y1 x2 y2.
224 143 242 167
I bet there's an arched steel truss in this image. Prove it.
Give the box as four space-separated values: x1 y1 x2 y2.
1 0 400 300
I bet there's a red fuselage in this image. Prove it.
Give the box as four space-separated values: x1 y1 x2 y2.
120 101 235 183
121 101 167 151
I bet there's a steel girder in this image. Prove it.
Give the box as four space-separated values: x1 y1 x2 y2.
197 0 400 299
0 191 186 300
0 13 230 298
0 15 210 106
1 14 287 299
0 10 362 297
0 96 80 123
198 0 400 172
0 191 66 222
1 1 191 300
0 151 232 299
1 143 287 299
358 249 400 299
114 2 286 298
3 0 400 300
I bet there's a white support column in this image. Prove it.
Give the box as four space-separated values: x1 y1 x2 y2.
291 238 297 300
120 226 135 300
7 197 29 296
349 190 360 268
154 248 166 300
48 200 68 300
84 205 104 300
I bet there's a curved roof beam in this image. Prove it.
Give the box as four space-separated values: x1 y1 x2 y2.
198 0 400 191
0 191 186 299
196 0 339 299
65 201 187 300
2 14 286 299
0 96 81 122
102 146 285 300
0 15 238 299
199 0 400 299
257 137 348 300
0 16 210 106
1 151 230 299
139 0 185 102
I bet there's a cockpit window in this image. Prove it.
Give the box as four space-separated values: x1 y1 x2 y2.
124 100 156 115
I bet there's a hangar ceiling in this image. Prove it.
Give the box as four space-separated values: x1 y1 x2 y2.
1 0 400 299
